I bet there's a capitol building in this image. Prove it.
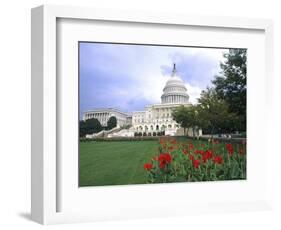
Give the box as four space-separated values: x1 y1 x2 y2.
83 64 195 136
132 64 191 135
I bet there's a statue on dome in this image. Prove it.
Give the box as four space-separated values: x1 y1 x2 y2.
172 63 177 76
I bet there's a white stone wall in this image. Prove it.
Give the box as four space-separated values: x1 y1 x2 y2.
83 109 131 127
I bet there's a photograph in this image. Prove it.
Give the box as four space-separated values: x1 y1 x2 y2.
79 42 247 187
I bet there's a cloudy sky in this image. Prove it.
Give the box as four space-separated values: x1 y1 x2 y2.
79 42 228 119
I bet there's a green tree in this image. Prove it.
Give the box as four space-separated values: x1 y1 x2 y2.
212 49 247 131
107 116 117 130
172 105 195 136
79 118 103 137
197 88 239 137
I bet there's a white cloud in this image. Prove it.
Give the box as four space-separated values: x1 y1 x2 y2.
108 47 221 106
185 83 202 104
81 43 228 113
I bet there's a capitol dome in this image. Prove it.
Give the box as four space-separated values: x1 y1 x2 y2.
161 64 190 104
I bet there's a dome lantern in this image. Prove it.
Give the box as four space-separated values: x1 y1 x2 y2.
161 63 190 104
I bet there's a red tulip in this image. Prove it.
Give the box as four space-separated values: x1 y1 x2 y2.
226 143 234 155
202 150 213 163
195 149 204 155
213 155 223 164
193 159 200 169
157 153 172 168
144 163 153 170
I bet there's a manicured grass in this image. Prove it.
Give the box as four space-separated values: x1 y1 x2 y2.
79 140 158 186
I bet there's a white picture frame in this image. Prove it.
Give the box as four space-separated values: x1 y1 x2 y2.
31 5 274 225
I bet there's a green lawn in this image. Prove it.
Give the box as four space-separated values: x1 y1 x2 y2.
79 140 158 186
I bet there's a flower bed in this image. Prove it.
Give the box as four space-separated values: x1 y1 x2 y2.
143 137 246 183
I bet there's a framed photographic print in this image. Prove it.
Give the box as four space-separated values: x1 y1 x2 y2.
31 5 274 224
78 42 247 187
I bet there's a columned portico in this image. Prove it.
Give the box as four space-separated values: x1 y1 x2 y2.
83 108 132 127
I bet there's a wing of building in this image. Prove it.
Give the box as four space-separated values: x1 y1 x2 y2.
83 108 131 127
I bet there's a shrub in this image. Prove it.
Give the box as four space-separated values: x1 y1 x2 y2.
107 116 117 130
79 118 102 137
